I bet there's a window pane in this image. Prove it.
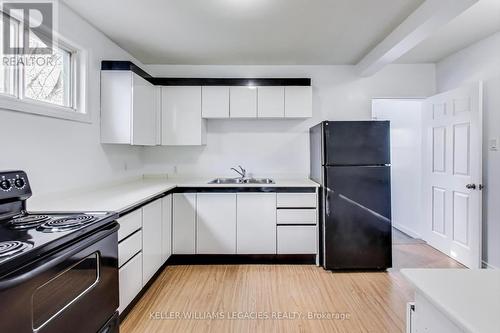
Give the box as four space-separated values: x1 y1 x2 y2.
24 33 72 107
0 13 17 96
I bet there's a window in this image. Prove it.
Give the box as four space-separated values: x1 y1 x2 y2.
0 12 16 96
0 11 88 122
24 34 72 107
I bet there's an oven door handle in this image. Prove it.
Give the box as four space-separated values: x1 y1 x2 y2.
0 223 118 290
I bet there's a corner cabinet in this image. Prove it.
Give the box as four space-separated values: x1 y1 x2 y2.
101 71 157 145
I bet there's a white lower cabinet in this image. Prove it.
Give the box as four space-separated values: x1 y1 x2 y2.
237 193 277 254
410 293 464 333
118 252 143 314
161 194 172 262
277 225 317 254
173 193 197 254
118 230 142 267
142 199 163 284
196 193 237 254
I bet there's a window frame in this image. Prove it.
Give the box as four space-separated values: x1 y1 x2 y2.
0 12 89 123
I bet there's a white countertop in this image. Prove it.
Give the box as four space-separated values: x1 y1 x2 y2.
29 177 319 214
401 268 500 333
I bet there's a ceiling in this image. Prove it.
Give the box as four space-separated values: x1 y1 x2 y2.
398 0 500 63
62 0 424 65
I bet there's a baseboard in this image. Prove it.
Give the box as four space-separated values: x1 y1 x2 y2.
482 260 499 269
167 254 317 265
393 223 422 239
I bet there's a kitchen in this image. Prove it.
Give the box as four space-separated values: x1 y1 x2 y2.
0 0 499 332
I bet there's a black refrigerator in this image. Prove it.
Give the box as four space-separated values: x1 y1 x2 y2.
310 121 392 270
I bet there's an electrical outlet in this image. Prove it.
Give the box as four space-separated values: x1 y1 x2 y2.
489 138 499 151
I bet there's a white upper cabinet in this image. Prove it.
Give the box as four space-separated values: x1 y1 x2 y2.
285 86 312 118
229 86 257 118
202 86 230 118
101 71 157 145
257 86 285 118
161 86 207 145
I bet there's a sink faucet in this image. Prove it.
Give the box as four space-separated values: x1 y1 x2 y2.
230 165 246 179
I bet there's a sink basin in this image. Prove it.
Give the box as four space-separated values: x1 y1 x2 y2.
243 178 275 184
208 178 244 184
208 178 275 184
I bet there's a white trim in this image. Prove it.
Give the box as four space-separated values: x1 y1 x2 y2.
482 261 499 269
0 92 90 122
393 223 422 240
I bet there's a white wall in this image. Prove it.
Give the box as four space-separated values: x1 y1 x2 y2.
0 3 144 197
436 31 500 269
372 99 423 239
143 64 436 178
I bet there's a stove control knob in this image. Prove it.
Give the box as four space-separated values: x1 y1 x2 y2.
14 178 25 188
0 179 12 191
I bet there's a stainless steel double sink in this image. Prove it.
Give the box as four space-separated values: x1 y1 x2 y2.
208 178 275 184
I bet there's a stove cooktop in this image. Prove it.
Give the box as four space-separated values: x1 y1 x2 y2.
0 211 118 275
0 171 119 276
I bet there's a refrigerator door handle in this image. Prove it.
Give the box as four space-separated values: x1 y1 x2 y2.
325 187 333 216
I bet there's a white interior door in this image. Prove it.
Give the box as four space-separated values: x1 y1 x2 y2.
422 82 483 268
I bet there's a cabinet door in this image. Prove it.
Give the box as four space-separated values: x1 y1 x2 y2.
277 226 317 254
237 193 276 254
161 86 207 145
118 252 142 314
202 86 230 118
142 199 163 284
285 86 312 118
131 73 156 145
100 71 132 144
230 86 257 118
173 193 197 254
161 194 172 263
197 193 237 254
258 86 284 118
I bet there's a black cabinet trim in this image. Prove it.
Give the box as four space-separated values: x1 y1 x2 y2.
101 61 311 86
171 187 316 193
116 186 317 217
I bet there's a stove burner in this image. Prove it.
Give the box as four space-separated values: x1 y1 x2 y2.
37 215 97 233
8 215 51 229
0 241 31 257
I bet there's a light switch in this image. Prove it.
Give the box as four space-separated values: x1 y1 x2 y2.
489 138 499 151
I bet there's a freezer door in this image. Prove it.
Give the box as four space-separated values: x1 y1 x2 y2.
324 121 390 166
324 166 392 270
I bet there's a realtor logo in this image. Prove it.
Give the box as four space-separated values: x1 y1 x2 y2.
1 0 56 55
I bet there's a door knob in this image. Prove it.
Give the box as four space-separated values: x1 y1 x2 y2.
466 184 477 190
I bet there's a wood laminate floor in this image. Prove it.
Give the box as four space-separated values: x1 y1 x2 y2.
121 231 464 333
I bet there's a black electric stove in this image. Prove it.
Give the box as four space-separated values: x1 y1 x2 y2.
0 170 120 333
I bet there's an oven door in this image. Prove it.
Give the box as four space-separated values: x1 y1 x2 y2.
0 222 119 333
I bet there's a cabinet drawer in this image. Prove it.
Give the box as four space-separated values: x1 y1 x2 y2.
276 193 316 208
277 226 317 254
277 209 317 225
118 252 143 313
117 209 142 241
118 230 142 267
